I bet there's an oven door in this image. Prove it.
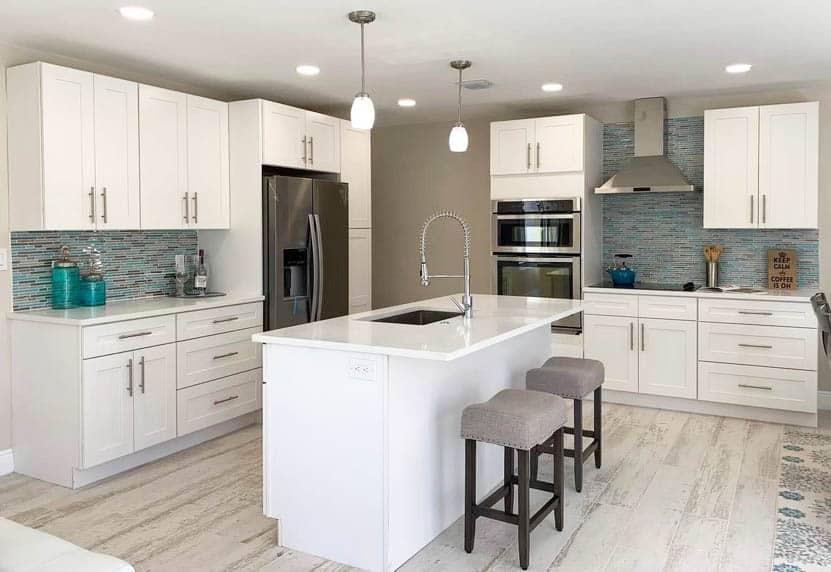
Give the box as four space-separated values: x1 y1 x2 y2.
491 214 581 254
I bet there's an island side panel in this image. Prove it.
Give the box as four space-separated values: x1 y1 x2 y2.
262 345 389 571
386 325 551 570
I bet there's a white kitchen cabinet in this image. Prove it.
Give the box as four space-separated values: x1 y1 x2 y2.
262 100 307 169
759 102 819 229
341 120 372 228
139 85 189 229
82 352 135 468
490 119 535 175
349 229 372 314
490 115 585 175
306 112 341 173
133 344 177 452
638 318 697 399
584 314 638 393
7 62 139 230
187 94 230 229
704 102 818 229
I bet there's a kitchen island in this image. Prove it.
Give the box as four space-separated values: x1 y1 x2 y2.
253 294 582 571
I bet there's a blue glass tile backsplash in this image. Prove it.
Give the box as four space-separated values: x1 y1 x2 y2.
600 117 818 288
11 231 198 311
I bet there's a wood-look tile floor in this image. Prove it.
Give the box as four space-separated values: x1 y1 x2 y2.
1 405 826 571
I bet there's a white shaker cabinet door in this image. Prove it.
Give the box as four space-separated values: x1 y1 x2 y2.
349 229 372 314
703 106 759 228
133 344 177 452
306 112 341 173
82 352 135 468
490 119 535 175
139 85 189 229
534 115 584 173
40 63 96 230
638 318 697 399
187 94 230 229
341 120 372 228
93 74 140 230
262 101 307 169
759 102 819 229
584 315 638 393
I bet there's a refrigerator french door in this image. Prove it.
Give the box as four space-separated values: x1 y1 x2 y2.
264 175 349 330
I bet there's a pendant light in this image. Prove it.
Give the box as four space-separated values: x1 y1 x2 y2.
449 60 471 152
348 10 376 130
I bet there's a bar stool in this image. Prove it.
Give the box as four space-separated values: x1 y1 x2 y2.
526 357 604 492
461 389 567 570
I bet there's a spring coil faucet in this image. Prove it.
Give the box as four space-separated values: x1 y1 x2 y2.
419 211 473 318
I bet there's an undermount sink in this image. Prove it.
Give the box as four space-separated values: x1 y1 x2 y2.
368 309 462 326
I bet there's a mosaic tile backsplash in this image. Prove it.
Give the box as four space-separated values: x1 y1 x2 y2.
11 231 198 310
600 117 819 288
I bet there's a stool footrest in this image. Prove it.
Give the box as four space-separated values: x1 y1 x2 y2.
472 478 560 534
564 440 599 461
564 427 595 438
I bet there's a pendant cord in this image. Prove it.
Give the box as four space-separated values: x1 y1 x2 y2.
457 68 462 124
360 23 366 94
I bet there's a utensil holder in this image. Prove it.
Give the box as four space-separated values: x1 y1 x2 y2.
706 261 719 288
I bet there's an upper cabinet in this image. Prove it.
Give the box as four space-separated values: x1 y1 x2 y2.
341 120 372 228
186 95 230 229
490 115 585 175
704 102 818 229
262 101 341 173
8 62 139 231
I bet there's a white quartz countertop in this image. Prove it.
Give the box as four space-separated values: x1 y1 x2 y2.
7 293 265 326
253 294 583 361
583 285 818 303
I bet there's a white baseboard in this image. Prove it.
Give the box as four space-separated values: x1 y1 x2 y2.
819 390 831 411
0 449 14 476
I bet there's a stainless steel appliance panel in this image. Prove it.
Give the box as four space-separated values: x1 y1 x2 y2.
313 181 349 320
492 213 581 254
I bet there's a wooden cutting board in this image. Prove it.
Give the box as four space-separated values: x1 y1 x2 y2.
768 249 797 290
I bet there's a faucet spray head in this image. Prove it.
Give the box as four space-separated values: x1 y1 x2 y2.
420 261 429 286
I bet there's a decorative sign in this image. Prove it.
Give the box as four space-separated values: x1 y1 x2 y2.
768 249 797 290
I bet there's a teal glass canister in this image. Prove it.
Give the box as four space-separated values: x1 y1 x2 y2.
79 274 106 306
51 246 80 309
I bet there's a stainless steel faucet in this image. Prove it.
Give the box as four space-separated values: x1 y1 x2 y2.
419 211 473 318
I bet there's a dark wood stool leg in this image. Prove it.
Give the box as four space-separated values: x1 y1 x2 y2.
530 445 539 481
464 439 476 553
504 447 514 514
554 428 564 531
573 399 583 492
517 449 530 571
594 387 602 469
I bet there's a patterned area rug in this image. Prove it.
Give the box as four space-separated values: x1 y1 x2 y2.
773 426 831 572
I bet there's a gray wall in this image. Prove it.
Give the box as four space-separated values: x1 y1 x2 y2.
371 120 491 309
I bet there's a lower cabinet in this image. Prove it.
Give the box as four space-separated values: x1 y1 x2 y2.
82 343 176 468
349 228 372 314
177 369 262 436
584 315 638 392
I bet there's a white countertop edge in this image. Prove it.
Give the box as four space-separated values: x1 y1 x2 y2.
583 286 817 303
252 305 583 362
8 294 265 326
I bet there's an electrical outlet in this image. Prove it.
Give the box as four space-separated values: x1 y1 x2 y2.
348 358 376 381
0 248 7 271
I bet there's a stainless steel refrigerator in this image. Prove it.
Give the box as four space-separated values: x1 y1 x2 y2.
263 175 349 330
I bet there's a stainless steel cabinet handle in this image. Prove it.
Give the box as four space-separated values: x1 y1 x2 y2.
212 316 240 324
641 323 645 351
139 356 146 394
738 383 773 391
183 192 190 222
762 194 767 224
526 143 531 170
118 331 153 340
738 343 773 349
100 187 108 223
629 322 634 351
302 136 307 163
749 195 754 224
192 192 198 224
309 136 314 165
213 351 239 360
213 395 239 406
738 311 773 316
536 142 541 168
89 187 96 222
126 358 134 397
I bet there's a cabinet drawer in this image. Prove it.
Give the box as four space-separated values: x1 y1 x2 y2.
83 315 176 358
638 296 697 321
177 369 262 436
698 362 817 413
698 322 817 371
698 298 814 327
583 293 637 317
177 327 262 389
177 302 263 340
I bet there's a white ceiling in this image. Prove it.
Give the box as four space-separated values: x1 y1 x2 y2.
2 0 830 125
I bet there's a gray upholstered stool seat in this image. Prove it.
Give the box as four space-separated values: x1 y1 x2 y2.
525 357 605 493
461 389 567 570
526 357 604 398
461 389 567 450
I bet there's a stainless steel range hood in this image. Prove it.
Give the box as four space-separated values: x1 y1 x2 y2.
595 97 695 194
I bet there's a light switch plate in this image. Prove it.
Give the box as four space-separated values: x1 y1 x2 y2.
0 248 7 271
348 358 376 381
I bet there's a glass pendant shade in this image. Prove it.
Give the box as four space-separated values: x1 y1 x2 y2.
449 122 469 152
351 92 375 130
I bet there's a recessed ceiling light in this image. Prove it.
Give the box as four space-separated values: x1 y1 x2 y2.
541 82 564 93
725 63 752 74
119 6 154 21
397 98 416 108
295 65 320 77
